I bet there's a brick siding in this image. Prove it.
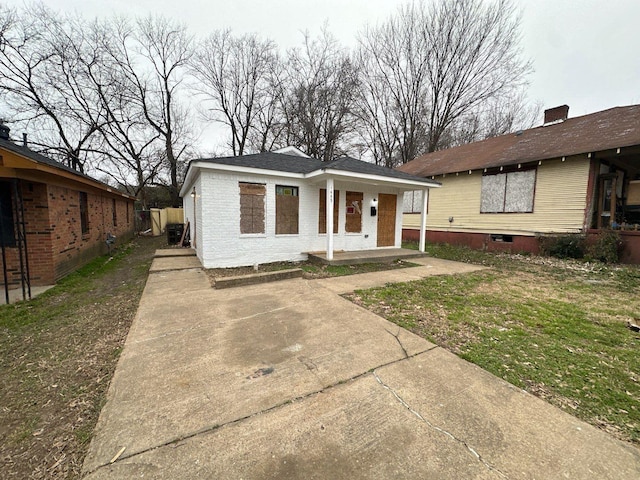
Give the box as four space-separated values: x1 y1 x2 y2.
1 181 135 287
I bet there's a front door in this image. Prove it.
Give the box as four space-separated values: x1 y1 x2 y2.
377 193 397 247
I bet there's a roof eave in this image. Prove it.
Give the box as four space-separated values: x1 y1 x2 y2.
311 168 441 188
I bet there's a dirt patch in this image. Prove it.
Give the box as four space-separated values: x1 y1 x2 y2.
206 259 418 285
0 235 165 479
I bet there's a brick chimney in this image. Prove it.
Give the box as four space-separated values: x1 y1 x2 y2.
543 105 569 125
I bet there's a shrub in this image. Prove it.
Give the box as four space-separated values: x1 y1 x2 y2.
585 230 623 264
538 234 586 259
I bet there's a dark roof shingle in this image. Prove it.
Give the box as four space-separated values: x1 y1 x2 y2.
325 156 437 183
0 138 132 197
193 152 324 174
194 152 439 185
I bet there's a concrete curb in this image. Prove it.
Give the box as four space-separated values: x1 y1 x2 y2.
214 268 303 289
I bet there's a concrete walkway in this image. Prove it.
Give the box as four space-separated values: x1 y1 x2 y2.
82 254 640 479
1 284 55 305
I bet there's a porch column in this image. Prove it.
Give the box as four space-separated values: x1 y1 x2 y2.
326 177 334 261
419 188 428 253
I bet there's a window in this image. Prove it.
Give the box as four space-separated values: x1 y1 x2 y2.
0 182 15 247
319 188 339 234
481 169 536 213
403 190 424 213
345 191 363 233
79 191 89 234
239 182 265 234
276 185 299 234
112 198 117 227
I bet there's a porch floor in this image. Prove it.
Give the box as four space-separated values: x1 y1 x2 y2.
307 248 425 266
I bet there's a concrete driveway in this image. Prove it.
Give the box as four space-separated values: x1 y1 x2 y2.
82 255 640 479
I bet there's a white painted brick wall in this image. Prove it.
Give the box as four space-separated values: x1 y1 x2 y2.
185 170 411 268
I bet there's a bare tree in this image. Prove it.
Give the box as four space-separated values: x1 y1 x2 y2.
72 18 164 207
356 5 430 166
423 0 531 152
440 90 541 148
0 3 107 172
190 30 278 156
279 29 360 161
107 16 194 206
356 0 531 166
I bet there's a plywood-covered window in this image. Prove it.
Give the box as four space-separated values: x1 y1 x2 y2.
403 190 424 213
319 188 339 234
240 182 266 234
79 191 89 234
276 185 299 234
345 191 363 233
481 169 536 213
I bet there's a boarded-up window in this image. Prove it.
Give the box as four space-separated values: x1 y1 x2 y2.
240 182 266 234
276 185 299 234
112 198 117 226
481 169 536 213
80 191 89 234
345 191 363 233
403 190 424 213
319 188 339 234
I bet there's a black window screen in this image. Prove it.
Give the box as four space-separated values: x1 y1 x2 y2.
0 182 16 247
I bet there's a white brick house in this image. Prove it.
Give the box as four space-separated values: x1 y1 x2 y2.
180 148 439 268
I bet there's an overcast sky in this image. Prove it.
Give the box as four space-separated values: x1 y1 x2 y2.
5 0 640 135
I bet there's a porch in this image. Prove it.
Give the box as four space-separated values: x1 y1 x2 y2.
307 248 425 266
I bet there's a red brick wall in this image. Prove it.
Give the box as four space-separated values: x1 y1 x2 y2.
402 229 541 255
618 231 640 264
24 182 54 284
1 181 135 287
403 228 640 264
48 184 134 281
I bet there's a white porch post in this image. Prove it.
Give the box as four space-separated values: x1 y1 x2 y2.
326 177 334 260
419 188 428 253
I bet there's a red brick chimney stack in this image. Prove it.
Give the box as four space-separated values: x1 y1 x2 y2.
544 105 569 124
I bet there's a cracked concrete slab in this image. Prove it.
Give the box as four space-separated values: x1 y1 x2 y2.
85 374 502 480
316 257 485 294
82 271 435 475
149 256 203 272
374 348 640 479
82 254 640 479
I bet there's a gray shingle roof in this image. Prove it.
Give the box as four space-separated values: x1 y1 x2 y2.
0 138 132 197
193 152 439 186
0 138 89 177
193 152 324 174
324 156 438 184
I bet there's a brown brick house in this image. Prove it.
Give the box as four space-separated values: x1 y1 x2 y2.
0 124 135 299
